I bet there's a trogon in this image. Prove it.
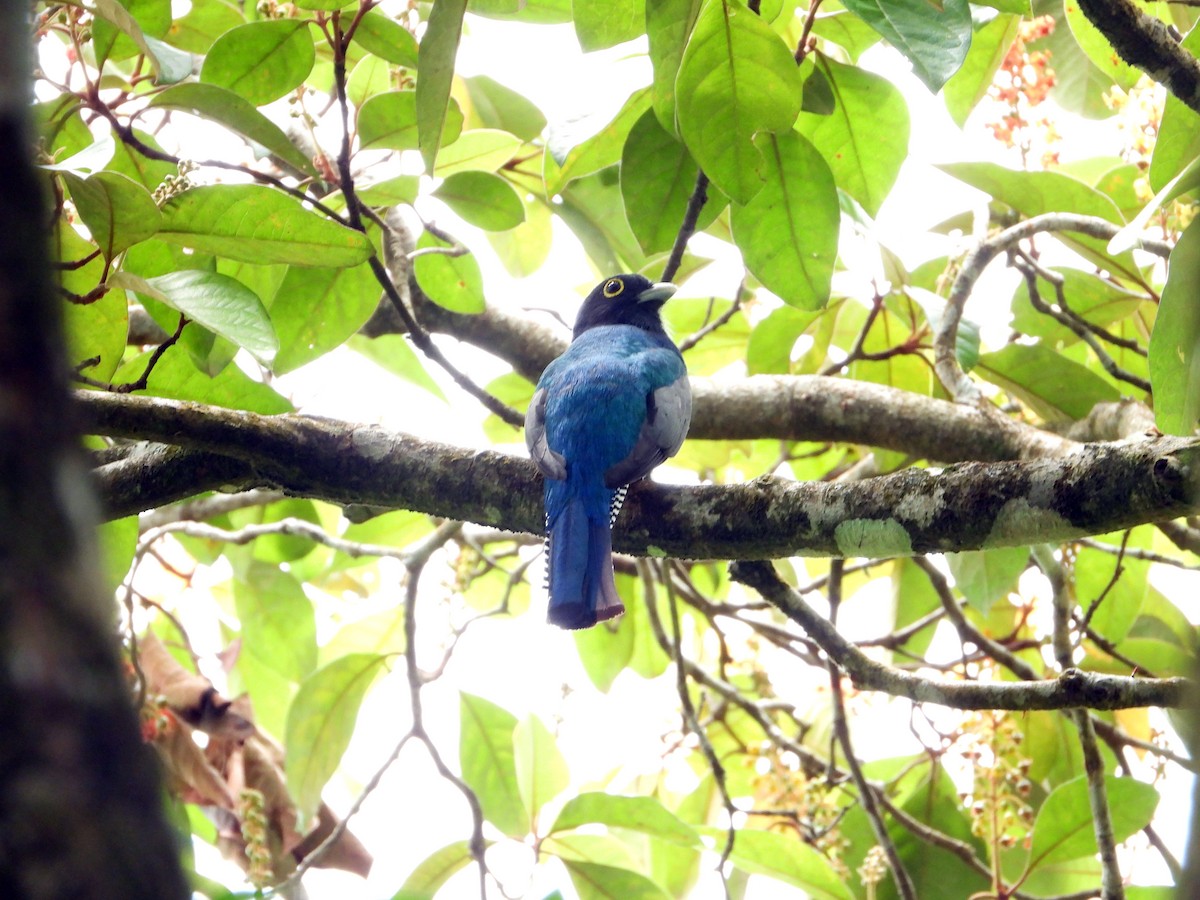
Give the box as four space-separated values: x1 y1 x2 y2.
525 274 691 629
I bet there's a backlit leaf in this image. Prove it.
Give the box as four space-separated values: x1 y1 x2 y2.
459 692 525 836
416 0 467 172
62 171 161 259
285 653 388 822
1027 775 1159 868
842 0 971 92
159 185 372 268
675 0 803 203
201 20 315 106
1149 216 1200 434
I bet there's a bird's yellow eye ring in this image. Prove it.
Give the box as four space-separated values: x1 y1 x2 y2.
602 278 624 298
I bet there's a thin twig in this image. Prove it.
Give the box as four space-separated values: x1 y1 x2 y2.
661 170 710 284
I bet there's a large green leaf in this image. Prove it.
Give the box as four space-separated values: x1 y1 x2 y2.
269 262 378 373
112 269 278 365
647 0 703 132
158 185 372 268
399 841 478 895
796 55 909 218
730 131 839 310
352 8 419 65
148 83 317 176
745 305 821 374
164 0 244 53
111 344 292 413
434 129 522 176
546 88 652 195
459 692 525 837
1148 26 1200 191
937 161 1140 281
560 860 669 900
842 0 971 92
620 110 702 254
976 343 1120 422
945 546 1028 616
412 231 485 313
551 793 701 846
358 91 464 151
1009 266 1144 346
675 0 803 203
513 715 568 828
1149 216 1200 435
1026 775 1159 870
573 612 636 692
715 827 854 899
62 171 161 259
56 223 126 380
201 20 315 106
462 75 546 141
349 334 447 402
574 0 643 51
285 653 388 823
943 13 1020 127
416 0 467 172
433 171 525 231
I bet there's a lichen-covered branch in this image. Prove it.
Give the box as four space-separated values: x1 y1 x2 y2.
80 392 1200 560
1077 0 1200 115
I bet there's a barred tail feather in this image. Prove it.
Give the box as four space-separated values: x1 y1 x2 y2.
546 497 624 629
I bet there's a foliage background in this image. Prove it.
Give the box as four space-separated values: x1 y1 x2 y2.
21 0 1200 898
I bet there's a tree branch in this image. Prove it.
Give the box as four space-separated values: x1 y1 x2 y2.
1077 0 1200 115
728 561 1193 710
78 393 1200 559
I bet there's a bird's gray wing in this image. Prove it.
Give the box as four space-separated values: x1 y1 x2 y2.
603 375 691 489
524 388 568 480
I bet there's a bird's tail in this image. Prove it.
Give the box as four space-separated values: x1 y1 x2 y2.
546 497 624 629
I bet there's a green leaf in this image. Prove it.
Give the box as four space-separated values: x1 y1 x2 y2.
1110 156 1200 255
513 715 569 828
90 0 174 74
842 0 971 92
412 231 486 313
399 841 478 895
943 14 1020 127
112 269 279 365
348 334 447 401
1026 775 1159 869
459 692 525 837
574 0 643 51
352 8 419 65
148 83 317 176
354 175 421 207
488 196 553 277
746 305 820 374
285 653 388 823
62 171 161 259
551 793 701 846
111 344 291 413
347 54 392 107
433 171 525 230
810 8 883 62
359 91 464 151
97 515 138 596
620 111 697 254
293 0 353 9
945 547 1028 616
56 223 126 380
434 129 523 176
269 262 378 373
105 130 177 190
573 614 636 692
233 564 318 735
164 0 245 54
1149 216 1200 435
416 0 467 172
1064 1 1140 90
159 185 373 268
675 0 803 203
560 861 669 900
546 88 652 195
730 131 839 310
1148 26 1200 190
1074 541 1148 644
462 75 546 141
201 20 315 106
467 0 573 22
937 161 1138 279
976 343 1120 422
647 0 703 132
716 827 854 899
796 55 909 217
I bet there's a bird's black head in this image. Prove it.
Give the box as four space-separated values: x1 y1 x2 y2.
572 273 677 340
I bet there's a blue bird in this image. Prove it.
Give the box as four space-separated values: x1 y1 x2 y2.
525 274 691 629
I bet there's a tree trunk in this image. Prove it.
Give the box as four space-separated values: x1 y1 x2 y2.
0 9 188 899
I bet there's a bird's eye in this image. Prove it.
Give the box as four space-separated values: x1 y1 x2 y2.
602 278 624 298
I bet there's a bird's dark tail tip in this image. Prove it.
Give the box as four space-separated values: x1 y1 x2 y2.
546 498 624 629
